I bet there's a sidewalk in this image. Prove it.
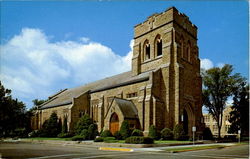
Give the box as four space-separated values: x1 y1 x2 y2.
132 143 237 152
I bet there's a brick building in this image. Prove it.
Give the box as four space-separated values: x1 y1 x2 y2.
31 7 204 137
203 106 236 137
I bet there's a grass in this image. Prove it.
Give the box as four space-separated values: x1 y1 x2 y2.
155 140 191 144
23 137 72 141
165 145 226 153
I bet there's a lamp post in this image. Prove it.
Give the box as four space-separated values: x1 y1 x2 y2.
238 129 241 143
192 126 196 145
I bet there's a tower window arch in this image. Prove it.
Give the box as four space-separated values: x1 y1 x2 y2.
143 40 150 60
187 41 191 62
180 36 184 58
154 35 162 57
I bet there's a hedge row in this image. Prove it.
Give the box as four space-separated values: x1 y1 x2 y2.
125 136 154 144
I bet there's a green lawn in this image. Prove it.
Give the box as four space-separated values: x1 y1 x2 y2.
155 140 191 144
23 137 72 141
165 145 226 153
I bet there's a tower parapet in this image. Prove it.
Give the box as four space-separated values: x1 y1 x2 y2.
134 7 197 40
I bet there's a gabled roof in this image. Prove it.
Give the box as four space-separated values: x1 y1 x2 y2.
113 98 138 119
40 71 150 110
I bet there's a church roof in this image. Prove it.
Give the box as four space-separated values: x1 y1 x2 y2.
113 98 138 119
40 71 150 109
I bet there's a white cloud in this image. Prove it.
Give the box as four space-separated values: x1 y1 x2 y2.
201 58 214 70
217 63 225 68
79 37 90 43
0 28 132 108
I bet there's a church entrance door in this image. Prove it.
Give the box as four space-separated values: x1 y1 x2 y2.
183 109 189 135
110 113 119 135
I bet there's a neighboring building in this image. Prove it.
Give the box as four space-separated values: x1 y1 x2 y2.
203 106 235 137
32 7 204 137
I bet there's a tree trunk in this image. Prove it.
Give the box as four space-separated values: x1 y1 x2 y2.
218 125 221 139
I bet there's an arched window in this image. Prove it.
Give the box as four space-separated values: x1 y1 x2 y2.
187 41 191 62
143 40 150 60
154 35 162 56
180 36 184 58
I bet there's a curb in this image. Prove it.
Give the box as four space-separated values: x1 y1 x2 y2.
99 147 134 152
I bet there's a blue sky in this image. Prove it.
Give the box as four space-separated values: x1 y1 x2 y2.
0 1 249 109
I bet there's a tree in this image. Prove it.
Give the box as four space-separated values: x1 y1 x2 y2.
30 99 46 111
120 120 130 139
202 64 244 139
41 112 61 137
0 81 27 137
75 114 93 135
87 124 98 139
229 82 249 136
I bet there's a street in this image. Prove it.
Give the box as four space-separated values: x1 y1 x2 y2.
0 142 249 159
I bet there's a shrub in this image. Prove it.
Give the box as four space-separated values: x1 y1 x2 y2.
203 127 213 140
131 129 143 136
120 120 130 139
143 137 154 144
94 137 104 142
148 125 157 139
75 114 93 135
80 129 89 140
223 135 237 142
71 135 84 141
173 124 186 140
161 128 173 140
103 137 116 142
100 130 112 137
125 136 154 144
114 131 122 140
12 128 28 138
29 130 39 137
88 124 99 140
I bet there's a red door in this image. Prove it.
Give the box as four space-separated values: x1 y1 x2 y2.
110 113 119 135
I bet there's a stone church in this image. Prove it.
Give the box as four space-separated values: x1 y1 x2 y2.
31 7 204 137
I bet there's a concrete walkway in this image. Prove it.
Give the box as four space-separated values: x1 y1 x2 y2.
132 143 237 152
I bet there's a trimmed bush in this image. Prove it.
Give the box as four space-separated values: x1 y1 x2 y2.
173 124 186 140
143 137 154 144
100 130 112 137
103 137 116 142
120 120 130 139
161 128 173 140
114 131 122 140
125 136 154 144
131 129 143 136
148 125 157 139
71 135 84 141
94 137 104 142
203 127 213 140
